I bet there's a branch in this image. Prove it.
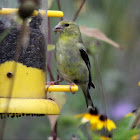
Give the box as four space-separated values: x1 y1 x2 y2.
73 0 86 21
0 19 27 140
92 55 107 115
131 109 140 129
51 121 58 140
47 65 55 81
56 0 63 21
47 17 54 81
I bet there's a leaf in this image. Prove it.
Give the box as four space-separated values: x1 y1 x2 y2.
77 130 86 140
117 115 135 130
113 116 140 140
113 129 140 140
80 26 121 49
59 115 79 126
47 44 55 51
91 134 102 140
47 92 66 130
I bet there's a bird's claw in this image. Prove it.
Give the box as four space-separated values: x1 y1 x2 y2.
69 83 76 94
46 81 55 92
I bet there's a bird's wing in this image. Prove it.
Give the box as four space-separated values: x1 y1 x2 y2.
79 48 95 89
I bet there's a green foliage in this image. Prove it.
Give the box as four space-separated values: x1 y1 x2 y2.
59 115 79 127
113 116 140 140
92 133 102 140
57 115 80 139
77 129 87 140
114 129 140 140
117 116 135 130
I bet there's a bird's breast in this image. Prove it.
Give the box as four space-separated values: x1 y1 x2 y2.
55 42 88 83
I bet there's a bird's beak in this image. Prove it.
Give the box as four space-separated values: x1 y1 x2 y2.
53 24 63 33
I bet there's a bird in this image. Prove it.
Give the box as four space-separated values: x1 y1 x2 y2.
54 20 95 111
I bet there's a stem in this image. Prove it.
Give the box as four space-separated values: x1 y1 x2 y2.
92 55 108 137
57 74 60 84
86 124 92 140
52 121 58 140
47 65 55 81
73 0 86 21
0 19 27 140
92 55 107 115
47 17 54 81
131 111 140 129
56 0 63 21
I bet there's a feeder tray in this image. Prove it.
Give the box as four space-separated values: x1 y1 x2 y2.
0 60 60 117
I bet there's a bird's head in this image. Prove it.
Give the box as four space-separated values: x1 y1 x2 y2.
53 20 80 37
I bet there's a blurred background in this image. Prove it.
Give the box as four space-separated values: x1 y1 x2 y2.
0 0 140 139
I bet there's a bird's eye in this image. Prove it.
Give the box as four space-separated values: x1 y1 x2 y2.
64 23 69 27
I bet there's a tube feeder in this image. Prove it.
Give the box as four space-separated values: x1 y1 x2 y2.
0 8 78 118
0 8 64 118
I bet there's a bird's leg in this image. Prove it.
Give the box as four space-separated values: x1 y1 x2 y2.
46 77 64 91
47 77 64 85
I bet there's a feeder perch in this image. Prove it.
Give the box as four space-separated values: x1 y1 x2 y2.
0 8 74 118
46 85 78 92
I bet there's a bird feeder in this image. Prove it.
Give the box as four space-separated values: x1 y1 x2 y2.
0 0 78 119
0 3 79 118
0 4 78 118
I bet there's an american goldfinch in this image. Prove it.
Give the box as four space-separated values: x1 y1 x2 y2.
54 20 95 111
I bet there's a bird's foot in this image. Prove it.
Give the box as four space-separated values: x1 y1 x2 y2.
46 81 60 91
46 78 64 91
69 83 76 94
46 81 55 92
47 81 56 85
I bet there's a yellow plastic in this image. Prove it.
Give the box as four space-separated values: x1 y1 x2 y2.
47 10 63 17
0 61 45 98
0 8 63 17
0 98 60 115
46 85 79 92
0 61 60 115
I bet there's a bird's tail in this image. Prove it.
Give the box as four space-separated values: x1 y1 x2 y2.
80 84 95 111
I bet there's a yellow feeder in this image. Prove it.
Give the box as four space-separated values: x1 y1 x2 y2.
0 8 78 118
0 8 63 118
0 61 60 116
